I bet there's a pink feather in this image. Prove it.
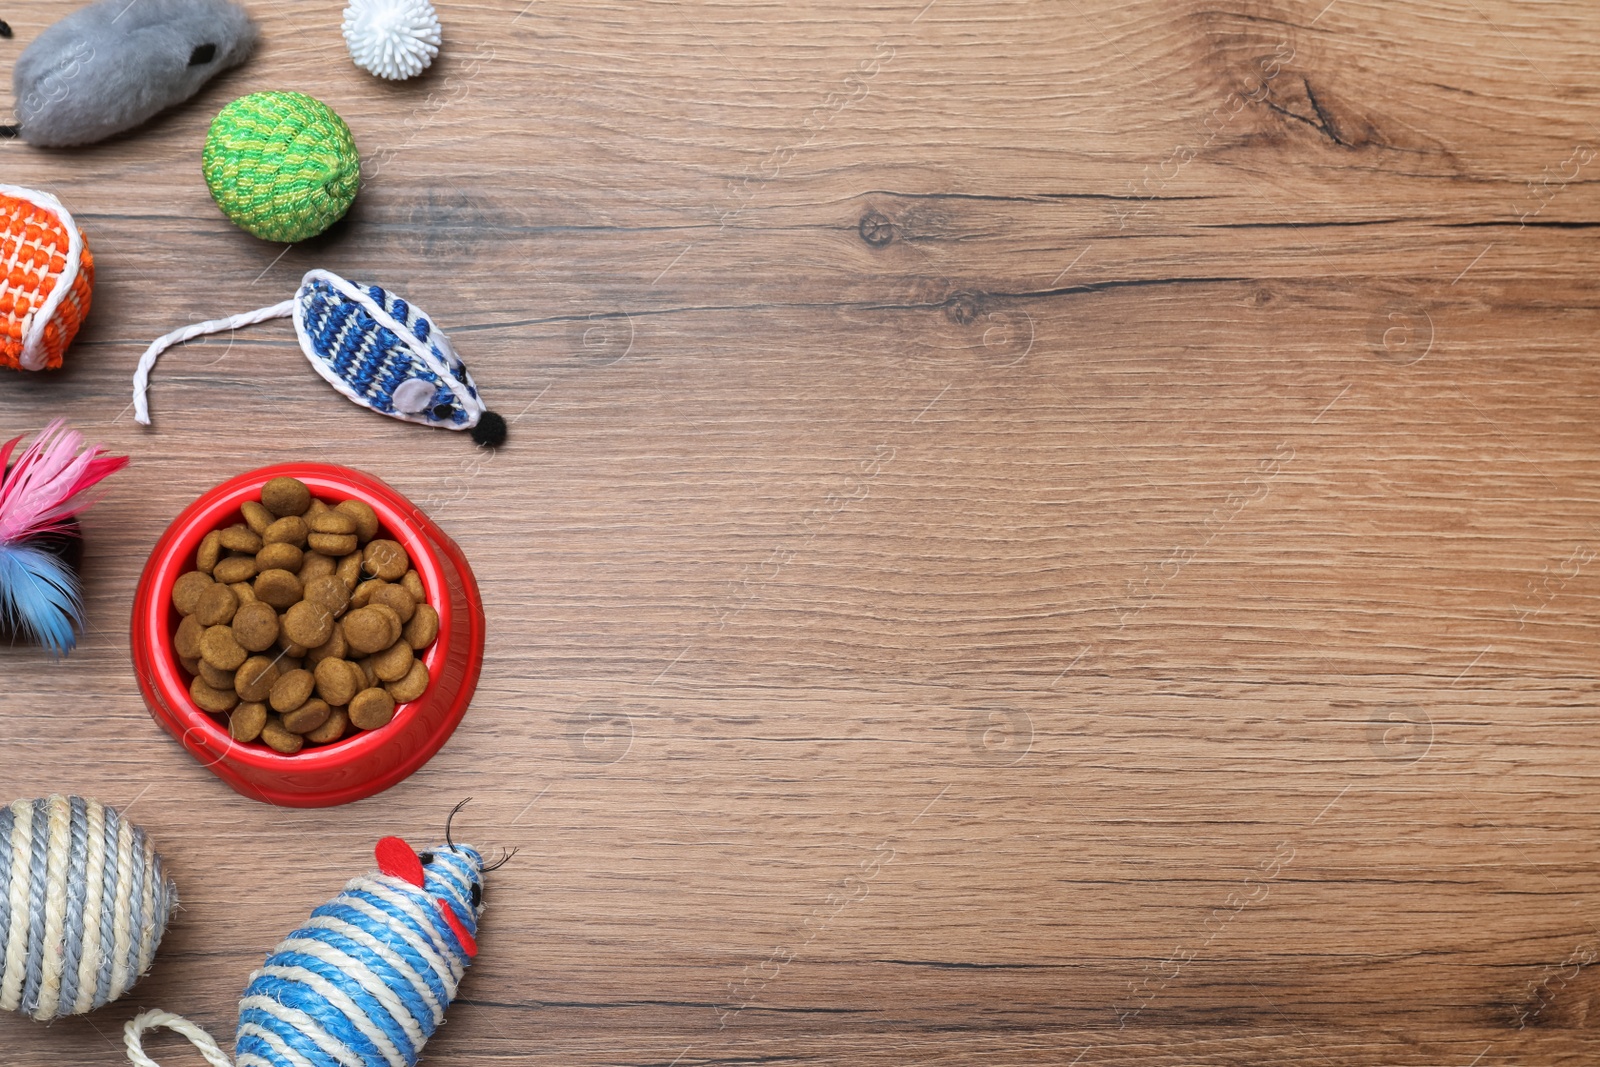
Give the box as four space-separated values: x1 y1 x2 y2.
0 420 129 546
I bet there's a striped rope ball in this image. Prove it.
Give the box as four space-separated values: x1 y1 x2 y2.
203 92 361 244
0 795 177 1021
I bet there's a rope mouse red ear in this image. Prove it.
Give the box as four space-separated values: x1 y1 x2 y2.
435 899 477 957
374 836 425 887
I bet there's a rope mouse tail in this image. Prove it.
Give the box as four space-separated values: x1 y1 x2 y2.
131 299 297 426
124 1009 234 1067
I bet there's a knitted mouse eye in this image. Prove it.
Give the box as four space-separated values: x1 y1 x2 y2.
431 403 454 419
470 883 481 907
189 43 217 65
417 851 434 865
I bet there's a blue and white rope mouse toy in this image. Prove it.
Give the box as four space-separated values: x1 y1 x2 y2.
131 269 507 446
124 801 513 1067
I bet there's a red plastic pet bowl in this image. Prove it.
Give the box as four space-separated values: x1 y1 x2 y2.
132 463 485 807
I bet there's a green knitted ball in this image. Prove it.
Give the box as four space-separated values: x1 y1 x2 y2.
202 91 361 243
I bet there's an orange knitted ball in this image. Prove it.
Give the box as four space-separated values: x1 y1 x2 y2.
0 185 93 372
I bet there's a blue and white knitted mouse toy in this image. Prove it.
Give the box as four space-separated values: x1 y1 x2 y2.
131 269 506 446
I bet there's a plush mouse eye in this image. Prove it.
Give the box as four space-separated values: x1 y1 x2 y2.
470 883 482 907
431 403 454 419
189 43 217 65
417 851 434 865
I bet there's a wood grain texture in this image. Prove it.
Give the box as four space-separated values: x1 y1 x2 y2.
3 0 1600 1062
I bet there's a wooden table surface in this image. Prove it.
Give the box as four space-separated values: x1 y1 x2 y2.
4 0 1600 1063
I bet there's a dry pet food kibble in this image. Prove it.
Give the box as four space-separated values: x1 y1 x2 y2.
232 601 279 652
254 568 302 610
371 583 415 623
212 555 257 584
404 604 439 649
230 702 268 742
199 625 247 671
261 476 311 517
174 615 204 659
165 475 442 754
257 542 303 572
386 659 429 703
196 530 222 574
171 571 214 615
350 577 384 609
314 656 361 706
281 698 331 735
371 639 412 682
218 525 262 554
348 687 396 730
259 717 303 754
298 551 336 583
192 583 238 627
335 551 364 588
305 624 348 667
282 600 334 648
336 499 379 542
306 707 350 744
341 604 397 655
241 500 274 535
304 574 350 617
235 656 279 702
363 539 409 581
264 515 308 546
197 660 236 690
190 676 237 713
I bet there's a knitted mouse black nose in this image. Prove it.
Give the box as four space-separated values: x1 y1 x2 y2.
470 411 506 448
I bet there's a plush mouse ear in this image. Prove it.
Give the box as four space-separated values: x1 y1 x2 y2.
375 836 425 887
391 377 436 414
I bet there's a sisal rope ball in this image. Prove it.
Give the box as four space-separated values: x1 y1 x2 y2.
202 91 361 244
0 795 178 1022
343 0 441 80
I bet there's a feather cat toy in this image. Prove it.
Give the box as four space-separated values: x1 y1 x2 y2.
131 269 507 446
124 803 512 1067
0 420 127 654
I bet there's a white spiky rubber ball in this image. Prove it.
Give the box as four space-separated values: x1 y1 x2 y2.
342 0 441 80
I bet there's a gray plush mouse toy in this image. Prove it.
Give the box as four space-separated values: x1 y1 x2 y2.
3 0 255 146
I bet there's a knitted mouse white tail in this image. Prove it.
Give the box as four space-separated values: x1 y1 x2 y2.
131 300 296 426
124 1009 234 1067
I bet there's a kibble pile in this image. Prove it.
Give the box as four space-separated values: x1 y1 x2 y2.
169 476 439 754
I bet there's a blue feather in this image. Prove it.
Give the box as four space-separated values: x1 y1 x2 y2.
0 541 82 655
